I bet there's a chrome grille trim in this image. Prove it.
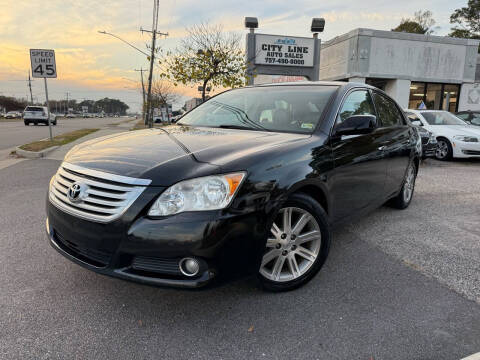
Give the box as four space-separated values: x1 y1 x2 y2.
49 162 151 223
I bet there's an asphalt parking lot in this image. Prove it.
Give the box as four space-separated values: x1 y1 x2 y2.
0 116 134 151
0 155 479 359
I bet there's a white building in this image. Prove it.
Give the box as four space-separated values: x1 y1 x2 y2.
184 98 203 112
319 28 480 111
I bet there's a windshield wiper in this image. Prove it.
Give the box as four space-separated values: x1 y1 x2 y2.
217 124 261 130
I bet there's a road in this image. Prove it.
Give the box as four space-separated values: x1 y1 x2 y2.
0 117 135 150
0 157 479 359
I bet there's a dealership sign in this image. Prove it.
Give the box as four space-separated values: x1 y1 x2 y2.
254 34 314 67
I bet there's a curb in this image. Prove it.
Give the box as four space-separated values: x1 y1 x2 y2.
462 353 480 360
15 146 59 159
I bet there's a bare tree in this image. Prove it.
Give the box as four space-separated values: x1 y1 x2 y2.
151 79 180 108
392 10 437 35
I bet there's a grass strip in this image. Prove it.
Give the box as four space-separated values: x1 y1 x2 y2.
19 128 99 152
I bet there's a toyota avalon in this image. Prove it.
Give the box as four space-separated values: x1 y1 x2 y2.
46 82 420 291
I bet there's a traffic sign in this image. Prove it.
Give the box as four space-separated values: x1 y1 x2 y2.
30 49 57 78
29 48 56 141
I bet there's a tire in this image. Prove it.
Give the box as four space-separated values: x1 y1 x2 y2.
435 138 452 161
389 161 417 209
24 121 29 126
257 192 331 292
33 121 38 126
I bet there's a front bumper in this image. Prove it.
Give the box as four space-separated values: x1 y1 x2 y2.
452 140 480 158
422 141 437 158
46 199 266 288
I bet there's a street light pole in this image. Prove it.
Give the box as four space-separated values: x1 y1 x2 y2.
97 25 168 128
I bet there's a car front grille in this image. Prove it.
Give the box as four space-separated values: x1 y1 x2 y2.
49 162 151 223
421 136 429 145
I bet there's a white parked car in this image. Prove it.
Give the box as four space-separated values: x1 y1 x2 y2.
405 110 480 160
5 111 21 119
23 106 56 126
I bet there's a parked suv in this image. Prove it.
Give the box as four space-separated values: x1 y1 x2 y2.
23 106 57 126
46 82 420 291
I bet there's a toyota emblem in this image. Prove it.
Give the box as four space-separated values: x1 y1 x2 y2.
67 182 85 203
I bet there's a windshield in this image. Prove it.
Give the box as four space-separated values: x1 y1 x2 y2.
178 85 338 134
421 111 467 125
25 106 44 112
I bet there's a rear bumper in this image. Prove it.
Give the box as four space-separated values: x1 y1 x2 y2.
24 118 49 122
46 198 266 288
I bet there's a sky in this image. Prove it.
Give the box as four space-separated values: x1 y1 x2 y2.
0 0 467 112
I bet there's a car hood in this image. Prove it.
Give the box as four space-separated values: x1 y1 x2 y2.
425 125 480 138
64 125 310 186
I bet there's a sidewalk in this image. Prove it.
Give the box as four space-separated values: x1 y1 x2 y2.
0 147 23 170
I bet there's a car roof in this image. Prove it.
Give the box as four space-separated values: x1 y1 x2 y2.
405 109 449 113
251 80 378 90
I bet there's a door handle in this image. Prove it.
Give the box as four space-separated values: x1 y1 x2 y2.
378 146 387 151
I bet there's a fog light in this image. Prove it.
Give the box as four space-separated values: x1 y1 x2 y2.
179 257 200 277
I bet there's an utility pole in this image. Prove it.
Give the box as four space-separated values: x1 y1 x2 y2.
28 71 34 105
134 68 147 125
141 0 168 128
65 92 70 115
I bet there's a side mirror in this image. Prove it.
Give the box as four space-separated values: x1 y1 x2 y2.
334 115 376 137
410 119 422 126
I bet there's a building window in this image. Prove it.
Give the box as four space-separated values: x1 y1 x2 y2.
425 84 442 110
408 82 460 111
443 84 459 112
409 83 426 109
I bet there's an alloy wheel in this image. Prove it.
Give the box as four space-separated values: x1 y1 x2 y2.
260 207 321 282
436 140 449 160
403 164 415 203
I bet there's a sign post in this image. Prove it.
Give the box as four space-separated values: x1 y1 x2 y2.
30 49 57 141
245 18 323 85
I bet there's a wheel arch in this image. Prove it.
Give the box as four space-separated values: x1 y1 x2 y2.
289 183 329 215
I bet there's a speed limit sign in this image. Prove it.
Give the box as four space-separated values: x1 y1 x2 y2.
30 49 57 78
30 48 56 141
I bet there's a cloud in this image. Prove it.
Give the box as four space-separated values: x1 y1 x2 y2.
0 0 467 111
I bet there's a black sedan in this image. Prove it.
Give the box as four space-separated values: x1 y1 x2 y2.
46 82 421 291
406 113 438 158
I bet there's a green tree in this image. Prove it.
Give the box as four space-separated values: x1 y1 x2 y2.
392 10 436 35
94 98 129 115
449 0 480 51
0 96 27 112
160 23 246 101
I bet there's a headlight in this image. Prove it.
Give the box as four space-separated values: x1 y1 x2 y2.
429 134 437 143
148 172 246 216
453 135 478 142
